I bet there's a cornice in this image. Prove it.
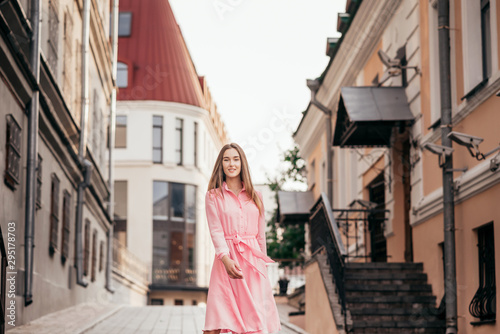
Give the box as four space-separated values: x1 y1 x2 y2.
411 156 500 226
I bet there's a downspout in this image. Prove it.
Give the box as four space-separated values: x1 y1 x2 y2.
437 1 457 333
24 0 42 306
75 0 92 287
106 0 119 293
310 99 333 206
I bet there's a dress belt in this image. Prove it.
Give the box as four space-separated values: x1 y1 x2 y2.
225 233 274 277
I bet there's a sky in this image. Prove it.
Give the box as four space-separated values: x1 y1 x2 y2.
169 0 347 189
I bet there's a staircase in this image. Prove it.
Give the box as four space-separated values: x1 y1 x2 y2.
344 262 445 334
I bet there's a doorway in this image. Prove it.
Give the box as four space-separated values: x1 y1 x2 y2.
368 173 387 262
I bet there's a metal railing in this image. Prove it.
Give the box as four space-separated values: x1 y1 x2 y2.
112 237 149 285
309 193 348 331
151 267 197 285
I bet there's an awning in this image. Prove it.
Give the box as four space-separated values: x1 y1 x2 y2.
333 86 415 147
276 191 315 225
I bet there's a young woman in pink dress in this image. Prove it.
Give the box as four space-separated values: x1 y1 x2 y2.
202 143 282 334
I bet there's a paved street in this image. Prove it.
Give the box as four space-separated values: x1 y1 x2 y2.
7 297 307 334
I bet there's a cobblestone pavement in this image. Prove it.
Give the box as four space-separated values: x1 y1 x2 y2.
6 298 308 334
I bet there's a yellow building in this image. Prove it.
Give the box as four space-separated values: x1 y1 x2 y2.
288 0 500 333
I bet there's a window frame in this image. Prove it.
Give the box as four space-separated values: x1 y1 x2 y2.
175 118 183 165
84 219 90 276
60 190 71 263
152 116 163 164
115 115 127 148
49 174 60 255
118 12 132 37
4 115 22 190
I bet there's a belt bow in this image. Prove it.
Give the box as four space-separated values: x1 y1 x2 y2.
225 233 274 277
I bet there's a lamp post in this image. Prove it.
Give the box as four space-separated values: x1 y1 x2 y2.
306 79 333 208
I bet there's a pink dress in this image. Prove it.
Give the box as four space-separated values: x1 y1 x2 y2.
202 181 282 334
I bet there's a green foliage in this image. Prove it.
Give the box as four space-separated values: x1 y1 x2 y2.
265 144 307 269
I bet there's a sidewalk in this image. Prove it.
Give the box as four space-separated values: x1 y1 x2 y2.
6 296 308 334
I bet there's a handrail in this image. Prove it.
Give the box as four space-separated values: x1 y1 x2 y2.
309 192 348 331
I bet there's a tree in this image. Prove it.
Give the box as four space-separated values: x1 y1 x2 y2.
265 145 306 269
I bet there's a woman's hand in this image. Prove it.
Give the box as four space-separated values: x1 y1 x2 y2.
221 255 243 279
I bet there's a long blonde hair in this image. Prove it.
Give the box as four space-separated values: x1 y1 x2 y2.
207 143 264 217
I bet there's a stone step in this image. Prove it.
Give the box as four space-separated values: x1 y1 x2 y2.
345 271 428 283
350 320 445 329
350 327 445 334
350 307 441 316
346 294 436 305
345 283 432 293
345 262 424 270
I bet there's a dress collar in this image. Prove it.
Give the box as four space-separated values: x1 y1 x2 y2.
223 180 245 192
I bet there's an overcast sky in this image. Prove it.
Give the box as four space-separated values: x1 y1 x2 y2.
169 0 346 188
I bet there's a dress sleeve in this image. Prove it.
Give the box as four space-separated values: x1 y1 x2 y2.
205 191 230 261
256 191 267 255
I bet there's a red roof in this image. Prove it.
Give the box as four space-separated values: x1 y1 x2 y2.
117 0 206 108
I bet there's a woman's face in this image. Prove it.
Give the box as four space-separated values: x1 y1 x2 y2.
222 148 241 178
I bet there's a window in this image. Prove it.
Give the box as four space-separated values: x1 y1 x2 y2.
36 155 42 209
115 115 127 148
62 11 73 102
151 299 164 305
480 0 492 80
469 222 496 324
118 12 132 37
49 174 60 255
186 185 196 223
153 181 169 220
428 1 441 127
171 182 185 219
117 62 128 88
99 240 104 272
91 90 103 166
114 180 128 246
194 122 198 167
60 190 71 263
152 182 197 286
175 118 183 165
91 230 97 282
461 0 492 97
153 116 163 163
48 0 59 74
4 115 22 190
84 219 90 276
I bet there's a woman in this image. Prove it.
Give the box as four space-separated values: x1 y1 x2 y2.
202 143 282 334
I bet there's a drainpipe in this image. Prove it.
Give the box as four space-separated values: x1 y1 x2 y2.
105 0 119 293
24 0 42 306
437 1 457 333
309 98 333 207
307 79 333 206
74 0 92 287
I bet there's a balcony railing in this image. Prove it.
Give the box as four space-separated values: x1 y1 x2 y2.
152 267 197 286
112 237 149 286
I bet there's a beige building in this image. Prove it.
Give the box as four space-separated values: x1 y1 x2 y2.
287 0 500 333
0 0 147 329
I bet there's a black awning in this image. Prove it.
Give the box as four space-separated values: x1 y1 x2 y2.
333 86 415 147
276 190 315 225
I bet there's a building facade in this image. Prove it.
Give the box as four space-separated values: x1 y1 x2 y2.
291 0 500 333
0 0 142 329
114 0 229 306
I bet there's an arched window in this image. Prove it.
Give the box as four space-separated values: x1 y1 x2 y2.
117 62 128 88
